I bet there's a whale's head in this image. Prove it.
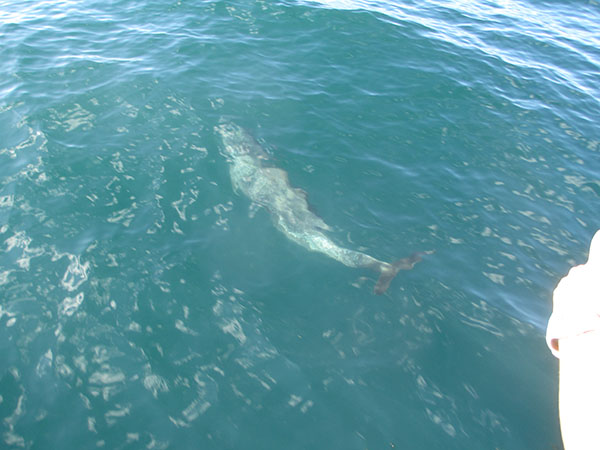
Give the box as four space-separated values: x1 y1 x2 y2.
215 122 248 157
215 121 269 160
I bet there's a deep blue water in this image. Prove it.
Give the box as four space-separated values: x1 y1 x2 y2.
1 0 598 448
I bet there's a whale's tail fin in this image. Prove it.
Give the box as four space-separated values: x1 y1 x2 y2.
374 251 433 295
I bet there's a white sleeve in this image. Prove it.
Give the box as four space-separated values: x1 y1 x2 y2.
546 311 600 358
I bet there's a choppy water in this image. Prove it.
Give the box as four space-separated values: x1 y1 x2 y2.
1 0 598 448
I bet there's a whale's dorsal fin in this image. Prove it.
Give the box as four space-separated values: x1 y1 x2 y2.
294 187 308 200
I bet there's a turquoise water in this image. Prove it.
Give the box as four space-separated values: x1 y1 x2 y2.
1 0 598 448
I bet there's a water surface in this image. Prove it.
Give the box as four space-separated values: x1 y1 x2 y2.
1 0 598 448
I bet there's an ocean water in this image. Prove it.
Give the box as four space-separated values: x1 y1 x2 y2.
1 0 598 448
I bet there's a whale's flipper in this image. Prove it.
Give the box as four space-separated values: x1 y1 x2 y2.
374 251 432 295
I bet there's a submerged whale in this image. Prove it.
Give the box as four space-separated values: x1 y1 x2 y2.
215 121 427 294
